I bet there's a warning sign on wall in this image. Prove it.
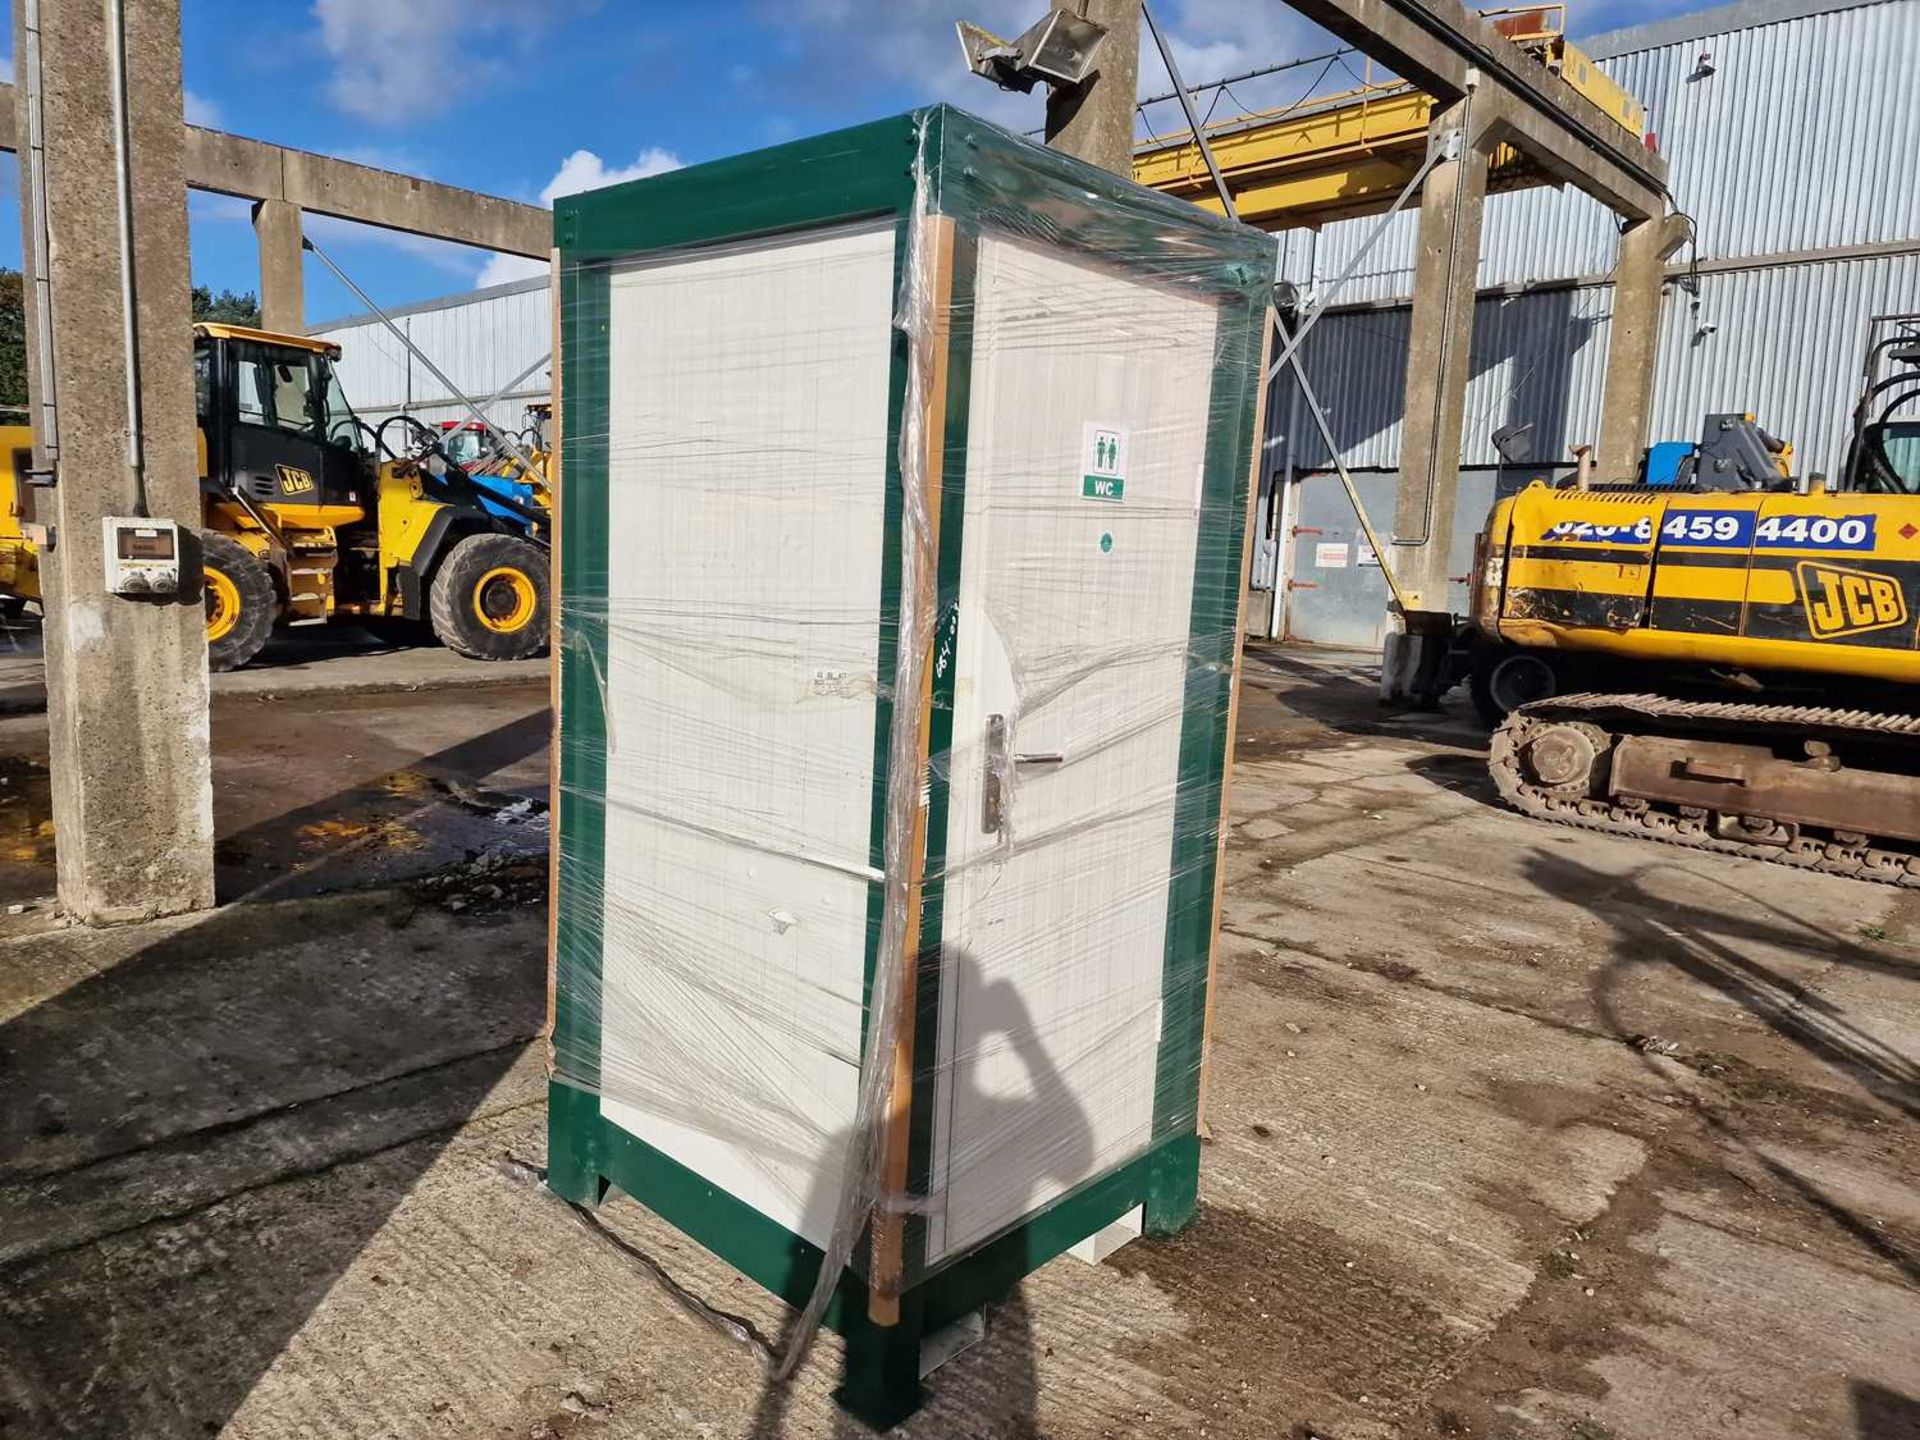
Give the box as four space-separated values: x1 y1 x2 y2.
1081 422 1128 501
1314 542 1350 568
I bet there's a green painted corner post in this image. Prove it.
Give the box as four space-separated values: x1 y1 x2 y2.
545 1083 608 1207
1142 1134 1203 1237
834 1285 929 1430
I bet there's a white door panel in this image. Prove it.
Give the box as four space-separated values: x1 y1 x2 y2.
598 222 896 1248
928 234 1222 1263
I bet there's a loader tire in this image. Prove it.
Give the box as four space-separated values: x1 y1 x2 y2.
203 531 276 673
429 533 550 662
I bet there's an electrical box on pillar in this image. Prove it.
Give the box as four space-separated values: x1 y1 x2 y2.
546 106 1274 1426
100 516 180 596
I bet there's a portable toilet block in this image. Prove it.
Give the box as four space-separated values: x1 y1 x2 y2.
547 104 1275 1424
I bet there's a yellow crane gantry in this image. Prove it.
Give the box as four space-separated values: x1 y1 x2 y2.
1132 5 1649 230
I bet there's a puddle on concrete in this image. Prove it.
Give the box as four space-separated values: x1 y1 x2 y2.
295 817 428 852
0 754 55 903
218 763 548 904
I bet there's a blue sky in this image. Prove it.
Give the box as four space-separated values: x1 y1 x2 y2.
2 0 1693 323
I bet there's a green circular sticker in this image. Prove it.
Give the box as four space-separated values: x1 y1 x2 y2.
1099 532 1114 553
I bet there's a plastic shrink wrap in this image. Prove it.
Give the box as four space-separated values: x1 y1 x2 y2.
546 103 1275 1424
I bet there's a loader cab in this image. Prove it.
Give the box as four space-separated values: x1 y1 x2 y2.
1844 318 1920 494
436 421 492 471
1849 419 1920 495
193 323 370 518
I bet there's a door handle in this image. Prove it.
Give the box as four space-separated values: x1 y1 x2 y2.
983 714 1007 835
983 716 1066 835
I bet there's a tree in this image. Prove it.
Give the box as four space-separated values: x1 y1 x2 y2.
0 272 261 417
191 284 261 326
0 270 26 413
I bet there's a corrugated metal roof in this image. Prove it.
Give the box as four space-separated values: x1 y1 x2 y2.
1582 0 1888 58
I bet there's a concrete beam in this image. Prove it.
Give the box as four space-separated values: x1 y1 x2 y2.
1596 212 1695 475
252 199 304 334
0 80 550 258
14 0 214 922
1043 0 1142 176
1283 0 1668 219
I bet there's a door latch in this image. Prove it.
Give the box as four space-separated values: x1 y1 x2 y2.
983 713 1007 835
983 714 1065 835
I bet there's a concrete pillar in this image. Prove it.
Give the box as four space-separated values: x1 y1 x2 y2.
1596 212 1691 478
1043 0 1141 177
252 198 305 334
1382 101 1489 703
14 0 215 922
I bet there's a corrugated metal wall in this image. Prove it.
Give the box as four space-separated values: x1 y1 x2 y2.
1287 249 1920 474
311 277 552 436
1280 0 1920 305
1281 469 1514 649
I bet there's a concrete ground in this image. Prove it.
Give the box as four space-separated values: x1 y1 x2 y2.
0 626 549 915
0 612 547 715
0 642 1914 1439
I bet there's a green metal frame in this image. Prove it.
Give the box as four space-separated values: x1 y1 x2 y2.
549 104 1272 1427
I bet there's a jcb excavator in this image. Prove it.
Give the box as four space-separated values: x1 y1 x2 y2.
1466 314 1920 883
0 323 550 670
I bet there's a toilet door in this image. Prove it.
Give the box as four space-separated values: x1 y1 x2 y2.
925 233 1223 1264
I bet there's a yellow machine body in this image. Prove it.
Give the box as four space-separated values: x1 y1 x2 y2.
0 323 551 667
0 431 39 603
1474 481 1920 684
0 426 460 618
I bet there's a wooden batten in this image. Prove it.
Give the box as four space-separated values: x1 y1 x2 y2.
869 212 957 1327
1194 307 1275 1138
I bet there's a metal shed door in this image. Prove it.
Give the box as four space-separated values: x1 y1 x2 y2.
925 234 1221 1264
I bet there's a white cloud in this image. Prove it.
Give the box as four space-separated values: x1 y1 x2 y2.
188 192 252 224
0 55 13 86
474 146 685 287
311 0 570 123
536 147 684 205
476 253 549 288
184 90 221 128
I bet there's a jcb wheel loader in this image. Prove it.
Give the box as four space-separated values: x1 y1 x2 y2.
0 322 551 671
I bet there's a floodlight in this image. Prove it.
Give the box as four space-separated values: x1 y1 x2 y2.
957 11 1108 94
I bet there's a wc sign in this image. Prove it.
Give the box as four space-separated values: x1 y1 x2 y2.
1081 422 1128 501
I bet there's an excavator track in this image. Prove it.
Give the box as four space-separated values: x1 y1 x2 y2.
1489 692 1920 885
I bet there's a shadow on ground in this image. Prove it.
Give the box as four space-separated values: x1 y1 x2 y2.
1525 848 1920 1285
0 719 552 1439
1236 643 1484 758
1852 1380 1920 1439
